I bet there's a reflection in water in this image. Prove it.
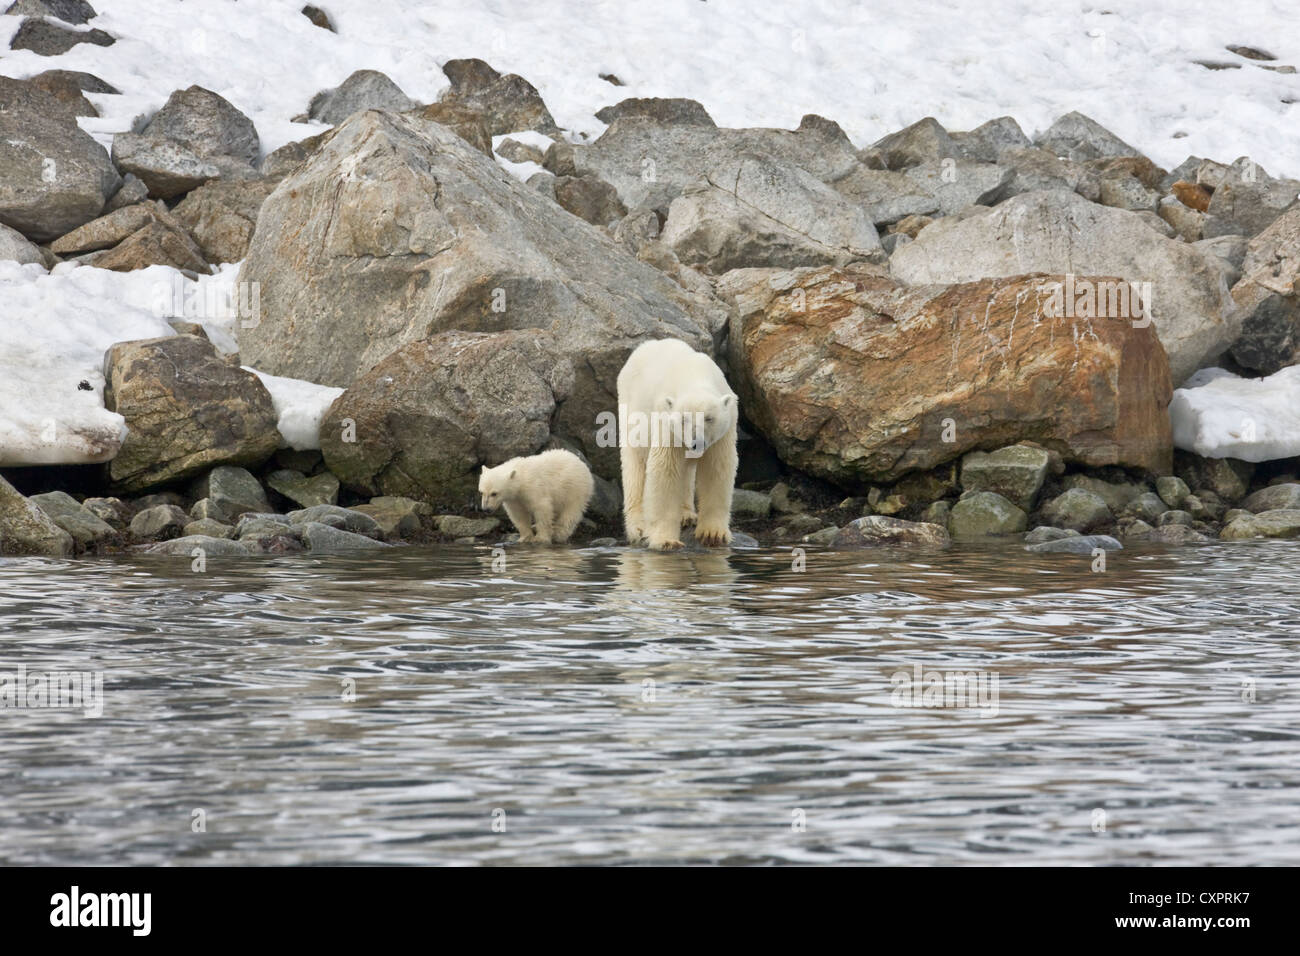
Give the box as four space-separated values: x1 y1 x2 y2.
0 539 1297 865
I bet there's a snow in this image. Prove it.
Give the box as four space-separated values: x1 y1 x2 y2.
1170 366 1300 461
0 0 1297 175
0 262 337 464
492 131 553 183
244 368 343 452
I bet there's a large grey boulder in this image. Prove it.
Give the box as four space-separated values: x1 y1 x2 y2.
1204 158 1300 238
660 156 882 273
889 189 1240 384
320 330 573 505
870 117 964 169
238 110 726 474
0 222 45 265
1220 509 1300 539
0 77 121 241
436 58 559 137
0 475 74 556
949 491 1028 538
903 160 1012 215
960 444 1051 510
1033 111 1140 163
171 178 276 264
309 70 415 126
1227 204 1300 374
951 116 1031 162
1040 488 1113 532
112 86 260 198
1241 483 1300 513
103 335 280 493
8 17 112 55
828 166 938 225
996 146 1101 202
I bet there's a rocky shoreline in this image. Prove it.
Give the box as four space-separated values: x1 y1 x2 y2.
2 4 1299 560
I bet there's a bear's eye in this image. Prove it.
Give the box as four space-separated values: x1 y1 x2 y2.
705 416 714 424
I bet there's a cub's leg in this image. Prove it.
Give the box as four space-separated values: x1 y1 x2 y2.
530 492 556 545
503 499 534 542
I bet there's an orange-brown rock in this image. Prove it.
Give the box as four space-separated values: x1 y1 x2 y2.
1171 179 1211 212
721 265 1173 487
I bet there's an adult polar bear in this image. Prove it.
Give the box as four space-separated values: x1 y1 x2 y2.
616 339 738 550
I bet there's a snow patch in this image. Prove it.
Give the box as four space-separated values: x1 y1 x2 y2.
1170 366 1300 461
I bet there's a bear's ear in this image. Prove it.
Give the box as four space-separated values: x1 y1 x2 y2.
663 396 674 410
509 469 517 480
722 394 734 407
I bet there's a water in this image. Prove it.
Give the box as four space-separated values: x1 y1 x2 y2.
1 539 1298 865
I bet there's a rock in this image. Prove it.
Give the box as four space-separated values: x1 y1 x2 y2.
82 496 129 527
1226 204 1300 374
827 167 938 225
4 0 97 24
1024 525 1080 544
183 518 233 539
29 491 115 547
0 475 74 555
171 178 275 264
1184 491 1225 521
730 488 772 517
259 130 332 178
1060 475 1146 513
1224 508 1252 524
801 525 839 545
8 18 113 55
587 474 621 523
0 78 121 241
320 330 572 506
238 110 725 476
831 515 950 548
1204 158 1300 238
661 159 881 274
890 190 1239 385
25 69 108 117
920 501 951 527
959 444 1051 510
769 482 805 514
1040 488 1112 532
1158 195 1205 242
495 137 545 165
1220 509 1300 539
722 265 1172 487
265 469 339 508
950 116 1031 163
996 146 1100 201
110 134 222 200
1155 476 1191 508
286 504 380 537
948 491 1027 538
103 335 280 492
1033 111 1140 162
594 97 715 127
404 103 494 156
1098 173 1160 212
309 70 415 125
871 117 963 169
142 85 260 169
1174 450 1254 502
610 206 660 251
1172 180 1212 212
553 174 627 226
436 58 558 137
142 534 252 556
49 202 165 254
1242 482 1300 512
129 503 189 540
588 536 619 547
234 515 299 541
0 222 45 265
105 173 149 212
1158 509 1194 527
301 4 333 30
1133 523 1211 545
436 515 499 537
1123 492 1169 523
903 160 1012 215
94 219 210 273
1025 533 1123 554
189 465 271 519
779 513 823 536
352 496 426 538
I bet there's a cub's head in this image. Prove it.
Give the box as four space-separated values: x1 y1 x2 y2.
478 461 518 511
659 388 737 457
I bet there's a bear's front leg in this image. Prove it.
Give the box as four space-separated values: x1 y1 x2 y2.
693 426 737 548
503 499 535 542
680 458 698 527
643 447 685 550
530 494 555 545
620 440 648 544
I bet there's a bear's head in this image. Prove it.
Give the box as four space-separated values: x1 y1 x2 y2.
659 387 737 458
478 461 517 511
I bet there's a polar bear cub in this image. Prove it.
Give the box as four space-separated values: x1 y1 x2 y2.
616 339 739 551
479 449 594 544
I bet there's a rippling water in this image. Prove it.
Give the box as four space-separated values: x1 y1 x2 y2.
1 538 1298 865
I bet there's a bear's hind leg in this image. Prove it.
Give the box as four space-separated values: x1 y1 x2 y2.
531 494 556 545
553 496 586 544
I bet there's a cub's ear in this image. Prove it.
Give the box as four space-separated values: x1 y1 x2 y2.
722 394 734 407
662 396 674 410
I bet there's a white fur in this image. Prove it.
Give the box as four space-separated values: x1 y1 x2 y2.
616 338 739 550
478 449 594 544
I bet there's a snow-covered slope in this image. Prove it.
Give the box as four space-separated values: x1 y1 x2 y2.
0 0 1297 175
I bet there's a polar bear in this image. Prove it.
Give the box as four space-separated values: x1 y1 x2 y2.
616 339 738 550
479 449 594 544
